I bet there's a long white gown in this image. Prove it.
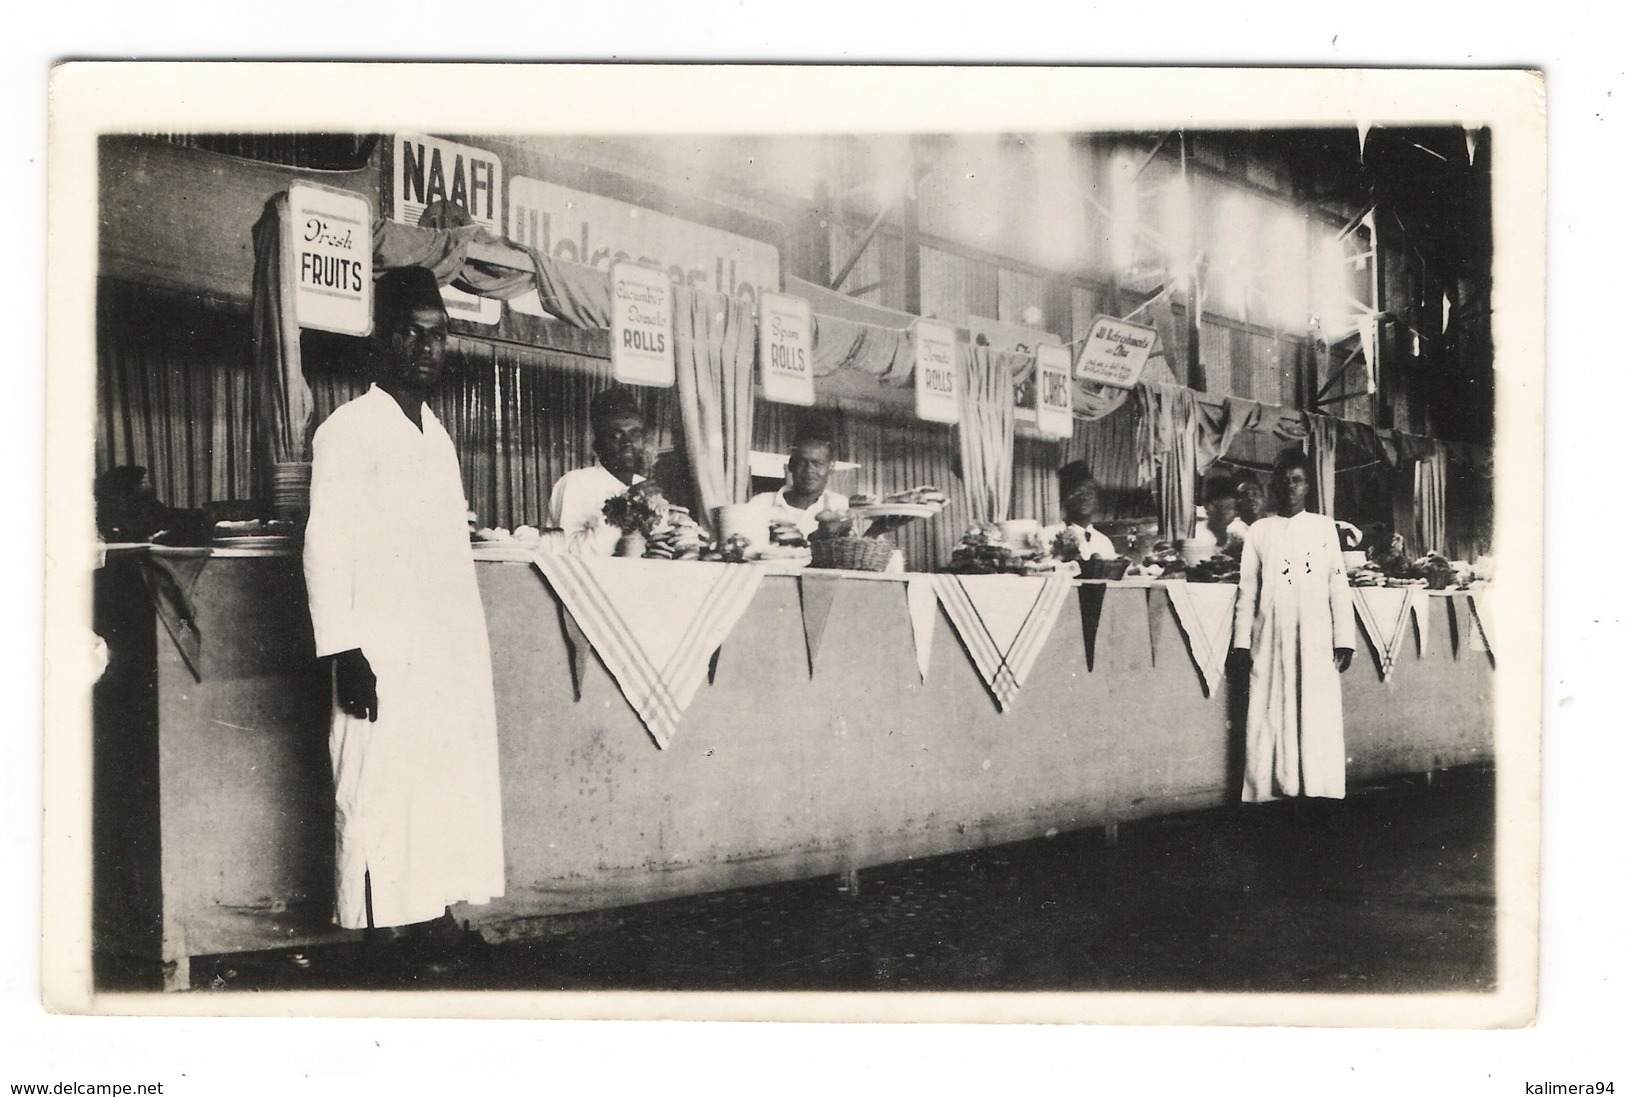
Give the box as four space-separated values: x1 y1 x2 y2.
1232 510 1357 802
303 385 505 928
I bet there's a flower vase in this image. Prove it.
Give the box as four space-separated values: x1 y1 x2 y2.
614 531 648 558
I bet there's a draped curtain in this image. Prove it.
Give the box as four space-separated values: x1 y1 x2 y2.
1309 414 1339 519
672 287 756 528
1135 384 1199 540
98 280 259 510
249 195 313 485
956 345 1017 525
1414 450 1447 555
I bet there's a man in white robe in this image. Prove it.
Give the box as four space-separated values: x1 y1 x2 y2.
1231 451 1356 802
303 267 505 931
546 387 648 554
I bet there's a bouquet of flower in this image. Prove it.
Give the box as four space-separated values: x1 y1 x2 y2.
601 482 670 537
1050 527 1082 563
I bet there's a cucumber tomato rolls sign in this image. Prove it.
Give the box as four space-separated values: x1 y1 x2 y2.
914 319 961 424
611 260 675 387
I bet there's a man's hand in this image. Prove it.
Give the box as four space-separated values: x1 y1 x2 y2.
1334 647 1354 673
331 648 378 722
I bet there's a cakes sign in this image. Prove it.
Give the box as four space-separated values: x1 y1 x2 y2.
1035 343 1073 438
610 261 674 387
914 319 961 424
1075 315 1157 389
288 183 373 337
757 292 814 406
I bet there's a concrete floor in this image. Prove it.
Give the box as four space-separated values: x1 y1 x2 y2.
193 765 1495 994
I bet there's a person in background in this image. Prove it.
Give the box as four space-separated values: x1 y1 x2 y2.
547 387 649 555
302 265 505 943
94 466 170 543
748 434 849 538
1203 475 1247 559
1230 448 1356 805
1041 460 1117 560
1234 471 1270 525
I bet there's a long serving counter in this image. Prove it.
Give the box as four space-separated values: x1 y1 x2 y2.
91 548 1494 989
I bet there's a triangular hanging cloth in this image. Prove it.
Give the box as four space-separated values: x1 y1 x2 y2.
1161 580 1240 697
905 576 938 681
139 547 213 681
1411 592 1430 658
1467 590 1495 661
1144 588 1162 667
1351 585 1414 680
932 574 1071 712
1078 583 1107 671
534 556 764 748
798 571 843 678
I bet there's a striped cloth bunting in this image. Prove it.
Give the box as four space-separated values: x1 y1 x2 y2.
534 556 764 748
1351 585 1415 679
1160 581 1239 697
931 573 1071 711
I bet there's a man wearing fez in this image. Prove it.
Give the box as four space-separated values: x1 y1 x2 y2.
748 434 849 538
303 266 505 936
547 387 649 555
1041 460 1118 559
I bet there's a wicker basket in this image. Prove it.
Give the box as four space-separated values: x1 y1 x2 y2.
811 536 896 572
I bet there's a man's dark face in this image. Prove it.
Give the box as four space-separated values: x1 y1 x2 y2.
1062 482 1100 527
594 413 647 480
786 444 832 498
1236 480 1266 523
1274 466 1311 515
1206 495 1237 536
380 303 449 390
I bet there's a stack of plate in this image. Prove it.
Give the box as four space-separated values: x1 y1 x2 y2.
270 461 312 521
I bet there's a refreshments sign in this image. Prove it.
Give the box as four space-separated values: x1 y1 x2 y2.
610 261 674 387
1075 315 1157 389
506 176 781 318
1035 343 1074 438
391 134 504 325
914 319 961 425
287 183 372 337
757 292 814 406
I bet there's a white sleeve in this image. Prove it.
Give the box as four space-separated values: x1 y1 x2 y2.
549 471 621 556
302 418 366 658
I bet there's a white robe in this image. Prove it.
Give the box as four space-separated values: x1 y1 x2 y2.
1232 510 1356 802
303 385 505 928
546 464 644 555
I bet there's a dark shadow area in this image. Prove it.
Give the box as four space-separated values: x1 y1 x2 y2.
190 765 1494 994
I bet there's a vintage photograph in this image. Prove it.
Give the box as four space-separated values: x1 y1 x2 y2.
45 65 1542 1023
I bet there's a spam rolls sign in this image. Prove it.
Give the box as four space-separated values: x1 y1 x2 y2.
610 261 674 387
391 135 504 325
1075 315 1157 389
913 319 961 424
1035 343 1074 438
757 292 814 406
506 176 780 317
288 183 372 337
